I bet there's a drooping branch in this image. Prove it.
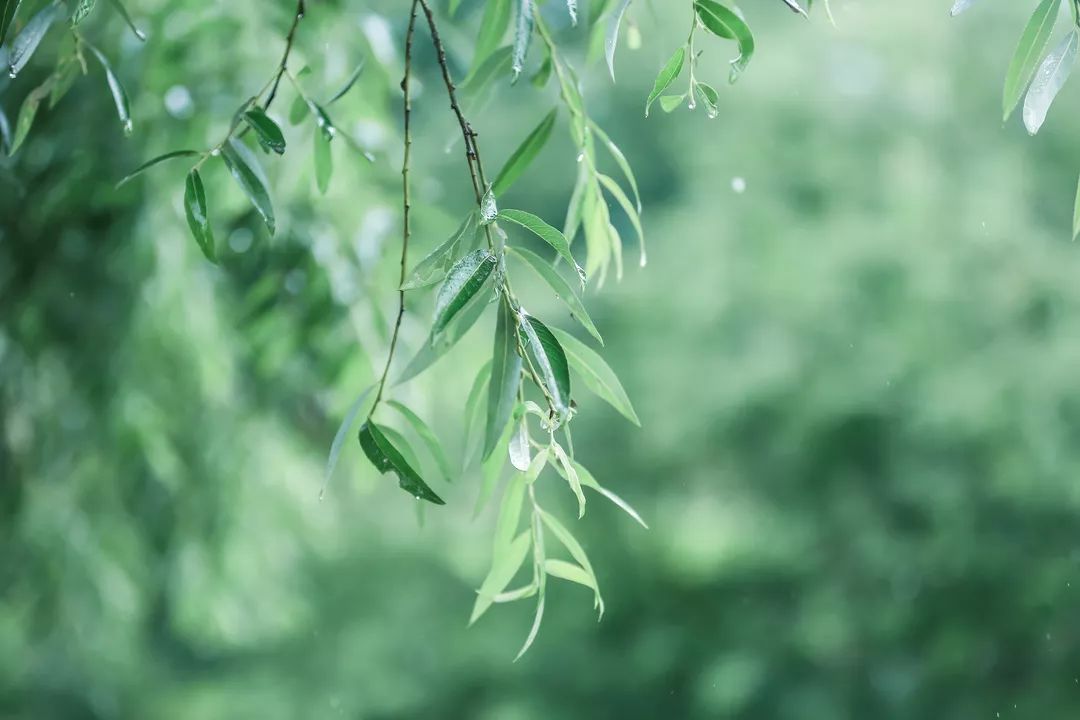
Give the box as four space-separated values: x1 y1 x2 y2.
263 0 307 111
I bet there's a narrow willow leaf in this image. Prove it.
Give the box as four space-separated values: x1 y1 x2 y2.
949 0 979 17
0 107 10 155
645 47 685 116
221 138 275 234
328 60 366 104
314 125 332 194
244 108 286 154
379 425 424 474
492 108 556 196
386 401 454 482
308 101 336 140
464 359 494 463
604 0 632 81
581 183 612 283
49 42 83 109
512 0 534 79
508 245 603 345
9 78 52 155
494 584 538 602
184 170 215 263
531 54 552 87
86 45 132 135
116 150 201 188
524 446 548 483
71 0 97 26
566 0 578 24
402 213 476 290
461 46 513 99
551 441 586 517
1002 0 1061 121
574 460 648 528
589 120 642 213
0 0 22 48
563 163 589 242
321 384 375 498
659 94 686 113
106 0 145 40
471 530 531 625
396 290 492 384
514 516 546 661
358 422 445 505
518 312 571 418
550 327 640 426
475 406 515 518
694 0 755 83
1074 173 1080 241
499 209 585 287
485 297 523 459
433 250 497 338
8 3 58 77
539 509 602 616
467 0 512 84
494 473 526 552
545 559 595 590
509 416 531 471
596 173 644 267
1023 29 1078 134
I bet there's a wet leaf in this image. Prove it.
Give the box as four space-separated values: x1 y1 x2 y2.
358 422 444 505
71 0 96 26
397 290 492 384
645 47 684 116
221 138 276 234
87 44 132 135
8 3 59 78
499 209 585 287
550 327 640 426
243 108 286 154
401 212 476 290
485 297 523 459
508 245 603 345
949 0 979 17
512 0 534 79
1023 29 1077 134
1002 0 1060 121
183 170 215 263
518 312 571 418
106 0 145 40
694 0 755 83
433 249 497 338
589 120 642 212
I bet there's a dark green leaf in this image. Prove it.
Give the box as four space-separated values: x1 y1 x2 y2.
243 108 286 154
508 246 603 345
314 125 332 194
386 400 454 482
1002 0 1060 121
401 212 476 291
328 60 366 104
0 107 11 155
358 422 444 505
184 169 215 263
550 326 640 426
221 138 276 234
485 297 523 460
432 249 497 338
492 108 556 196
0 0 22 48
1023 28 1077 134
116 150 201 188
646 47 684 116
8 3 59 78
498 209 585 287
694 0 755 83
71 0 96 26
105 0 145 40
518 313 571 418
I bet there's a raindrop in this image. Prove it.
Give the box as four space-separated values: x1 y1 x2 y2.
731 176 746 194
639 251 647 268
576 152 584 163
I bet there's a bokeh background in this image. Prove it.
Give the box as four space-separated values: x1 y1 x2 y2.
4 0 1080 717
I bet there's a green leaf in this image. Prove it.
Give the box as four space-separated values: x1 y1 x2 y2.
314 125 332 194
1023 29 1078 134
464 359 494 464
357 422 445 505
514 514 546 661
71 0 96 26
485 297 523 460
432 249 497 338
549 327 640 426
321 384 375 499
518 313 571 418
221 138 276 234
596 173 645 268
396 290 492 385
512 0 534 79
49 37 83 109
498 209 585 287
645 47 685 116
0 0 22 48
588 120 642 213
492 108 556 196
659 94 686 113
694 80 720 117
470 530 531 625
0 107 11 155
7 3 59 78
86 44 132 135
9 77 53 155
386 401 454 482
551 441 586 518
328 60 366 104
308 101 336 140
539 508 603 617
289 95 309 125
475 404 515 518
378 425 424 474
508 415 531 471
604 0 633 81
949 0 979 16
531 54 552 87
460 46 513 99
401 213 476 291
695 0 755 83
1074 173 1080 241
573 460 648 528
184 170 215 263
1002 0 1061 121
243 108 286 154
116 150 201 188
545 559 595 590
467 0 512 84
105 0 145 40
508 245 603 345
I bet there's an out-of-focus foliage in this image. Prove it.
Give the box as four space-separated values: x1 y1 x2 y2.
3 0 1080 718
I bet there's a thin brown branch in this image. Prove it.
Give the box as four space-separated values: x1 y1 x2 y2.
263 0 307 111
369 0 420 415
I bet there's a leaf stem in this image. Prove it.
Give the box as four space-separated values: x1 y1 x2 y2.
369 0 421 417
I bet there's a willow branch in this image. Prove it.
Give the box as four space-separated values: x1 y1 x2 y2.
369 0 420 416
263 0 307 111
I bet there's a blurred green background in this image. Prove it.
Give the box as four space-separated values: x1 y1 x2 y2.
4 0 1080 717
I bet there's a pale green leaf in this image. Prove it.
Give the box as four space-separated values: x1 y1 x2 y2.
1002 0 1061 121
508 245 603 345
550 327 640 426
